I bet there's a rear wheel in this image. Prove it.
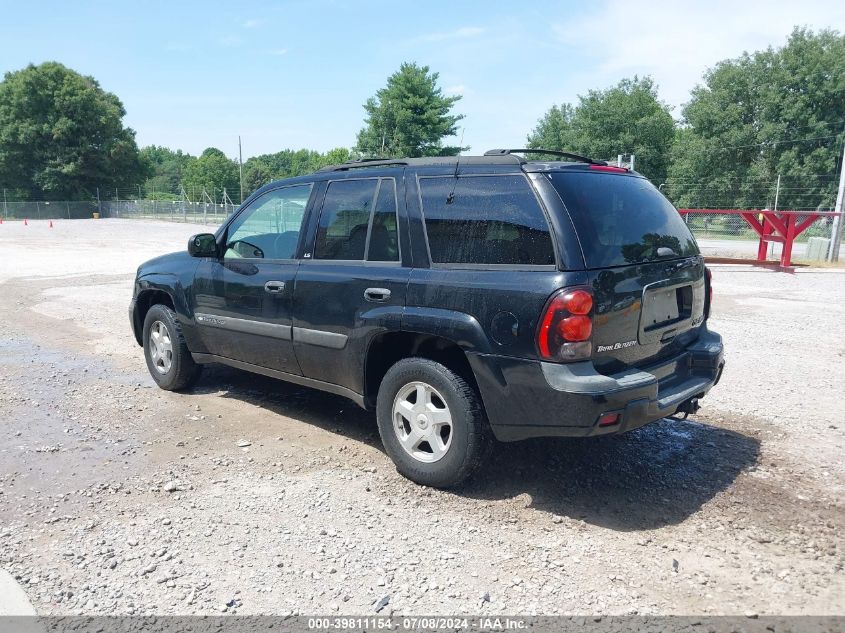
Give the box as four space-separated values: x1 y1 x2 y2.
142 304 200 391
376 358 490 488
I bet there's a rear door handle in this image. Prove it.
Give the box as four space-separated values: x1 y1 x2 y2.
264 281 286 293
364 287 391 302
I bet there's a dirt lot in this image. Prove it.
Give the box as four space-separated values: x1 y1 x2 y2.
0 219 842 616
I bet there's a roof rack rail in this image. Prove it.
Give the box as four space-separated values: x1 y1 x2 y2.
484 148 607 166
318 158 410 172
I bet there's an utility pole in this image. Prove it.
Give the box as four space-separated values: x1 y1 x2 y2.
2 188 7 217
238 136 245 204
827 134 845 262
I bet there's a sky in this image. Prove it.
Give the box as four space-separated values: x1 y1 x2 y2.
1 0 843 161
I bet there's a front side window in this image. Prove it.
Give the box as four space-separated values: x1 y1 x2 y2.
225 184 312 259
314 178 399 261
419 175 555 266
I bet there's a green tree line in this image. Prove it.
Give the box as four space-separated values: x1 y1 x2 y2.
1 29 841 209
527 27 843 211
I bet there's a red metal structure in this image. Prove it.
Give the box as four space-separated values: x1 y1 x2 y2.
678 208 841 268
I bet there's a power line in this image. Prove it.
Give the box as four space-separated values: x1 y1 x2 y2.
712 134 843 152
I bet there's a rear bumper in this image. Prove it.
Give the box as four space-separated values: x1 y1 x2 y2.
469 328 724 441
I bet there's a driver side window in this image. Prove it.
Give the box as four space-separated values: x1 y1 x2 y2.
225 184 313 260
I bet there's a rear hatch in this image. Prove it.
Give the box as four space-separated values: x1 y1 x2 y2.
547 170 706 374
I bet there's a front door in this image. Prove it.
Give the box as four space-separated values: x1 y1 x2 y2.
192 183 314 374
292 176 410 393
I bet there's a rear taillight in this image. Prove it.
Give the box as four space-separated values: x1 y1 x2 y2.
705 267 713 318
537 288 594 362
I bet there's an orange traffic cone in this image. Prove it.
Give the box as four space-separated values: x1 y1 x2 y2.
49 220 53 228
23 219 28 226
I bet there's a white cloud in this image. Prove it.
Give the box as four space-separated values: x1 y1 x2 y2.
242 18 264 29
269 48 288 56
554 0 845 111
418 26 484 42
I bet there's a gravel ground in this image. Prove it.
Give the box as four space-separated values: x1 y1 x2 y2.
0 219 842 616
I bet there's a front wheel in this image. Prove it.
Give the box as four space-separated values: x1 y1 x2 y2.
142 304 201 391
376 358 490 488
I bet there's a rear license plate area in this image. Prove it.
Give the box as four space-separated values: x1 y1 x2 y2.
644 285 692 331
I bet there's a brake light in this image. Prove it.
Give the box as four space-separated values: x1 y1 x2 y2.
537 288 594 361
560 315 592 341
589 164 628 173
705 267 713 318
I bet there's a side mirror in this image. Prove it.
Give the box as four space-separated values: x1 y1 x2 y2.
188 233 218 258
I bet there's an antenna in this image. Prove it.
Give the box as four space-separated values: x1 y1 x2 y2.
446 127 466 204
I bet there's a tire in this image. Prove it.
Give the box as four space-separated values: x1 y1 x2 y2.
142 304 201 391
376 358 490 488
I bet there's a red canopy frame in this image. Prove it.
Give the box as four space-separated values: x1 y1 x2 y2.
678 209 841 268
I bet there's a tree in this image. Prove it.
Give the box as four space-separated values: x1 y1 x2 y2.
528 76 675 183
242 147 352 195
140 145 194 196
181 148 239 201
525 104 575 151
0 62 147 200
668 28 844 211
356 62 466 158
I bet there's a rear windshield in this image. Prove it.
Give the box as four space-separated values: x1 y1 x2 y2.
549 172 699 269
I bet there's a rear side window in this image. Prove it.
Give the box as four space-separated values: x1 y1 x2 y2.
549 173 699 268
314 178 400 262
315 179 376 260
419 175 555 266
368 179 400 261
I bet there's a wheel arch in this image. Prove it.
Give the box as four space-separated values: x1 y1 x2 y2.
363 330 482 409
132 279 180 346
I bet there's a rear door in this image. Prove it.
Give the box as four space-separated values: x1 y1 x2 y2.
405 171 565 360
291 176 410 393
547 171 706 373
191 183 314 374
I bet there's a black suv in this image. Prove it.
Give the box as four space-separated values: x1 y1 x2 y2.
130 149 724 488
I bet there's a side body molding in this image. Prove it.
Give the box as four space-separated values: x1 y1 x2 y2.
195 313 292 340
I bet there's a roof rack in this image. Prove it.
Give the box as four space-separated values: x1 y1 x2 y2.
484 148 607 166
318 158 410 172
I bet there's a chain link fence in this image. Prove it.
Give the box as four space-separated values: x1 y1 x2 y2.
681 211 834 240
1 199 237 224
679 210 837 263
101 199 237 224
2 200 99 220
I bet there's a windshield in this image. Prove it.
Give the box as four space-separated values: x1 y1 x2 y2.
549 172 699 269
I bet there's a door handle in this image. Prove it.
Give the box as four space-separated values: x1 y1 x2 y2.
264 281 286 293
364 287 391 302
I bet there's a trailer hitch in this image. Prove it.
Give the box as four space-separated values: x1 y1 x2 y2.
669 397 700 421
